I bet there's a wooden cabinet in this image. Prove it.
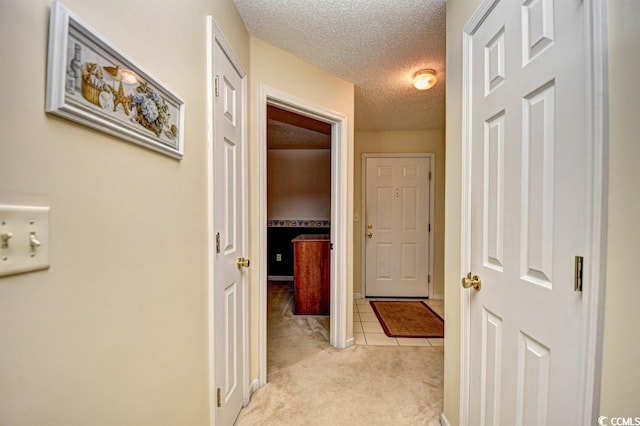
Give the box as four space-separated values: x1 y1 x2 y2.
292 234 330 315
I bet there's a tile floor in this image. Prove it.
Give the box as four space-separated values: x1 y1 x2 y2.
353 297 445 347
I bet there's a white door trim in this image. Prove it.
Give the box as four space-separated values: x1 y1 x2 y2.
258 85 349 387
361 153 436 298
206 17 249 425
458 0 609 424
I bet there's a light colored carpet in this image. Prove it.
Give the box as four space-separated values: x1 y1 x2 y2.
235 282 444 425
267 281 330 375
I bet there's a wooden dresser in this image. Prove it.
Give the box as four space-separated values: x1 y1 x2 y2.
292 234 330 315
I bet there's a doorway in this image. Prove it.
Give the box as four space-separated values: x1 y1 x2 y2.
257 86 349 386
265 105 332 374
266 105 332 282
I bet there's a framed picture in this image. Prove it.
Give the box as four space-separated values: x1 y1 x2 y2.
45 1 185 159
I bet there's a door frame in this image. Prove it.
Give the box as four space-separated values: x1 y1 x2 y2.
361 153 436 299
258 85 349 386
206 17 249 425
458 0 609 424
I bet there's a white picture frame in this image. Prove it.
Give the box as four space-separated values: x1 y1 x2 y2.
45 1 185 159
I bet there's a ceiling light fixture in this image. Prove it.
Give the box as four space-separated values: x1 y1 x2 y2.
413 69 437 90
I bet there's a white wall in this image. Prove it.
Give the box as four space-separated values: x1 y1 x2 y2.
0 0 249 424
267 149 331 220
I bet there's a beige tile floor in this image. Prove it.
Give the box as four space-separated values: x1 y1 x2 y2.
353 297 445 347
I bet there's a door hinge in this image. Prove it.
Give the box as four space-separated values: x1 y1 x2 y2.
429 171 432 181
217 388 222 408
428 224 431 232
216 232 221 254
574 256 584 292
428 274 431 283
215 75 220 97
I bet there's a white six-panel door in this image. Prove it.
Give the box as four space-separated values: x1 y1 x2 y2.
364 156 431 298
464 0 588 424
212 29 246 426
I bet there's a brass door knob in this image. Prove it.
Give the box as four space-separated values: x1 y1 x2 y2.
237 257 250 269
461 272 481 291
367 232 373 239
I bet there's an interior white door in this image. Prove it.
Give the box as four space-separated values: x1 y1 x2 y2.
465 0 587 424
213 37 246 425
364 156 430 297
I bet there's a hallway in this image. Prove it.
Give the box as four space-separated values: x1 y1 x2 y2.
234 282 444 425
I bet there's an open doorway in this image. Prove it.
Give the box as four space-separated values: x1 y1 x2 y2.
257 86 349 386
265 105 332 375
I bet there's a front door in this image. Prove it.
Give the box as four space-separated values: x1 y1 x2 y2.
364 155 431 297
212 27 247 426
464 0 588 424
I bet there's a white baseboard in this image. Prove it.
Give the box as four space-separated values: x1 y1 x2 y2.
345 337 355 348
440 412 451 426
353 292 363 299
267 275 293 281
249 378 260 399
244 378 260 407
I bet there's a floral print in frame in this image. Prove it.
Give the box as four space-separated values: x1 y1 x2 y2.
46 1 184 159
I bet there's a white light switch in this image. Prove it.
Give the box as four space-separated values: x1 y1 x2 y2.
0 205 50 277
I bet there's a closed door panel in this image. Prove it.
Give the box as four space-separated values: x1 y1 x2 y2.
465 0 587 424
365 156 430 297
213 37 246 426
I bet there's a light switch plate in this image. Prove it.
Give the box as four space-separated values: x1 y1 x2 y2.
0 205 50 277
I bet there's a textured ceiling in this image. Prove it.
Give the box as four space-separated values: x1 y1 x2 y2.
268 105 331 149
268 120 331 149
234 0 446 131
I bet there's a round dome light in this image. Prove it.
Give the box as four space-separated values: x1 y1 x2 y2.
413 69 437 90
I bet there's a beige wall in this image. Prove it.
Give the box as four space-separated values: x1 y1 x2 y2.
353 130 445 297
0 0 249 424
443 1 482 424
248 36 355 379
599 0 640 417
267 149 331 220
444 0 640 423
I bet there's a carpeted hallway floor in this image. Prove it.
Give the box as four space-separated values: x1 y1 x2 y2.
234 282 444 425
